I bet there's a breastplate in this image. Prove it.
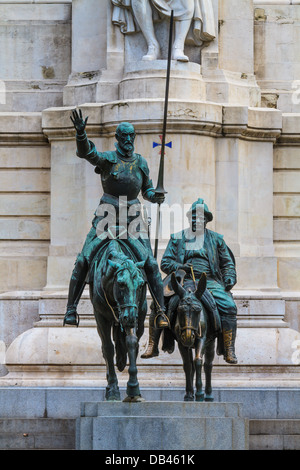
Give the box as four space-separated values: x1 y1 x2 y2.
101 155 143 200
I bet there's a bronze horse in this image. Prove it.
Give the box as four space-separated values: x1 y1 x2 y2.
163 272 217 402
90 240 147 402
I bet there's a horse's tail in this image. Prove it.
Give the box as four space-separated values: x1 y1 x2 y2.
113 324 127 372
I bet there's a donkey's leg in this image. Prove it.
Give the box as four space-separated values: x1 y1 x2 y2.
204 338 215 402
178 342 195 401
123 328 144 401
194 337 205 402
96 317 120 401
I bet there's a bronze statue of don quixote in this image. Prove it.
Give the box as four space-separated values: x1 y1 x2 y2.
64 12 238 403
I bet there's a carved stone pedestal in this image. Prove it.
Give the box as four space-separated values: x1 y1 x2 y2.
119 61 206 102
76 401 249 450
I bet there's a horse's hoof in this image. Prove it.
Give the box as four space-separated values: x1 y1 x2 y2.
106 396 121 402
195 393 205 402
105 388 121 402
123 395 145 403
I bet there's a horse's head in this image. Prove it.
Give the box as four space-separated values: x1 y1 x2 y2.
107 258 145 329
171 272 207 348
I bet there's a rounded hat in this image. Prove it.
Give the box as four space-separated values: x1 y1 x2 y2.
186 198 213 222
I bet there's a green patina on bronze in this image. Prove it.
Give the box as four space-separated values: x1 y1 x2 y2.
64 109 166 328
63 109 169 401
142 198 238 367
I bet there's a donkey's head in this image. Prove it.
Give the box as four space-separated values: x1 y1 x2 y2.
171 272 207 348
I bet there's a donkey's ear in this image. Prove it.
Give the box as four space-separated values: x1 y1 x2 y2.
171 272 186 298
195 272 207 301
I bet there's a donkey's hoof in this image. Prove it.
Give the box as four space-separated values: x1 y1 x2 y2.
204 394 214 402
184 394 195 402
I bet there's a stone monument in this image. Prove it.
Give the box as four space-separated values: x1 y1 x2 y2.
0 0 299 395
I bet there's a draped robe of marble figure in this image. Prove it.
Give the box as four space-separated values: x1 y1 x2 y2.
111 0 216 62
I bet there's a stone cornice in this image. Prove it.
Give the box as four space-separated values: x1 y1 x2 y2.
276 113 300 144
1 103 298 145
222 106 283 142
41 100 290 143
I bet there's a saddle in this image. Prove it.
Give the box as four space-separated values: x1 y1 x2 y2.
163 269 186 297
163 269 221 334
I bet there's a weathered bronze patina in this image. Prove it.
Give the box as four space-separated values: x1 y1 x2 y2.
64 109 168 329
91 238 148 401
165 271 218 401
142 198 238 365
64 109 173 400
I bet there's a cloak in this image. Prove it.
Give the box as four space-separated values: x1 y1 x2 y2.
111 0 216 43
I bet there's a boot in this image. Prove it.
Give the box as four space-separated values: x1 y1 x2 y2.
63 257 87 327
223 325 238 364
141 308 162 359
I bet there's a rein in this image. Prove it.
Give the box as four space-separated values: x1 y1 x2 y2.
103 261 140 328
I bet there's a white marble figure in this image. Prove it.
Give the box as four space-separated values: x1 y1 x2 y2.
112 0 216 62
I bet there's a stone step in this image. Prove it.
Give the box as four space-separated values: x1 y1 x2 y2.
249 419 300 451
0 417 299 450
0 418 75 450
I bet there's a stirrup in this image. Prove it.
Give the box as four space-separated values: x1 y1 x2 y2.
63 309 80 327
154 311 170 329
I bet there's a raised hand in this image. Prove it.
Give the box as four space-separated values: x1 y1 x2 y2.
70 108 88 135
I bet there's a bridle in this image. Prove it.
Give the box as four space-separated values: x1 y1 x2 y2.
177 296 203 339
104 261 142 327
179 324 202 339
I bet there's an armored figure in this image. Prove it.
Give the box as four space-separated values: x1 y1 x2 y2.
64 109 168 327
142 198 238 364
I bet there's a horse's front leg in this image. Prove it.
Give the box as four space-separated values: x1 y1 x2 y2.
178 342 195 401
194 336 205 402
96 319 120 402
204 338 215 402
123 328 144 402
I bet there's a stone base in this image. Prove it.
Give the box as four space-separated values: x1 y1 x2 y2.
119 60 205 101
76 401 248 450
1 289 300 388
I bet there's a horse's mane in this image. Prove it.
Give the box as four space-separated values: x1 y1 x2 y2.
98 240 130 277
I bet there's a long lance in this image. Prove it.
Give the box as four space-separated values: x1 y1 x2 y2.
154 9 174 259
